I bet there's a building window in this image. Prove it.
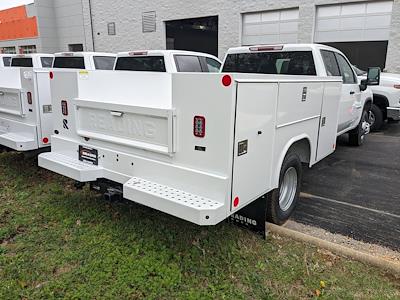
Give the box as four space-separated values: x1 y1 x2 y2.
68 44 84 52
108 22 116 35
19 45 37 54
1 46 16 54
142 11 156 33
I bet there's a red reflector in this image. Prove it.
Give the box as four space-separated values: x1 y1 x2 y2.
249 45 284 52
233 197 240 208
61 100 68 116
49 72 54 79
27 92 32 105
193 116 205 138
42 137 49 144
222 75 232 87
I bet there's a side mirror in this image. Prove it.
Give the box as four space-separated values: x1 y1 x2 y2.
360 79 368 91
367 67 381 86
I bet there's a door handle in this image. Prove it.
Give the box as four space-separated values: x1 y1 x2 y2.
350 91 355 95
110 111 123 117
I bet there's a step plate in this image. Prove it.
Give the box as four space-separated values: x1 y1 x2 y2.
124 177 226 225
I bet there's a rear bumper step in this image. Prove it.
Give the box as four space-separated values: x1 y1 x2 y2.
123 177 225 225
38 152 103 182
0 131 37 151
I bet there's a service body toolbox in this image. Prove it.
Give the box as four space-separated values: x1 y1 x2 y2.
39 71 341 225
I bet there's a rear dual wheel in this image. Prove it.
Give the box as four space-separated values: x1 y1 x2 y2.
266 152 302 225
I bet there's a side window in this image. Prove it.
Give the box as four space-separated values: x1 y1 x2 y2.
41 57 54 68
93 56 116 70
205 57 221 73
175 55 202 72
334 53 357 84
321 50 340 77
3 57 11 67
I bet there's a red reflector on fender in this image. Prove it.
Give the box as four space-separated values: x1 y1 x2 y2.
233 197 240 208
193 116 205 138
222 75 232 87
43 137 49 144
61 100 68 116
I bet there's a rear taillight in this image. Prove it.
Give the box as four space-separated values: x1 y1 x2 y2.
27 92 32 104
61 100 68 116
49 72 54 79
394 84 400 89
194 116 206 138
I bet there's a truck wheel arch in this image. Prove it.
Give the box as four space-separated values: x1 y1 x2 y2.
273 136 311 188
372 94 389 119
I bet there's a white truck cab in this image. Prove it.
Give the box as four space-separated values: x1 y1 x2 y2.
222 44 379 146
0 52 115 152
0 54 15 68
54 52 116 70
11 53 54 69
39 46 344 226
354 66 400 130
114 50 221 72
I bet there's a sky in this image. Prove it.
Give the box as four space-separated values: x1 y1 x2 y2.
0 0 34 10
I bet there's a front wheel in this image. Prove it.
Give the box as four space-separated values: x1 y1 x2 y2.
369 104 383 131
349 109 370 146
266 152 302 225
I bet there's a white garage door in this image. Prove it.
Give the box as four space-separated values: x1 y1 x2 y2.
315 1 393 42
242 8 299 46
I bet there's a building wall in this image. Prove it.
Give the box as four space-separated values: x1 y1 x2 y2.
82 0 400 71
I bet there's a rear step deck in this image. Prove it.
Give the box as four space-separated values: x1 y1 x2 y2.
0 131 37 151
39 152 103 182
124 177 226 225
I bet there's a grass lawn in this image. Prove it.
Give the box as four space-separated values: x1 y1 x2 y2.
0 152 399 299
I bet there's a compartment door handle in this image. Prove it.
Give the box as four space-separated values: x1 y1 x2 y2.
110 111 123 117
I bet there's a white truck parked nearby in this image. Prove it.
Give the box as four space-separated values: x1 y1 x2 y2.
0 52 115 152
354 66 399 131
222 44 379 146
53 52 116 70
114 50 221 72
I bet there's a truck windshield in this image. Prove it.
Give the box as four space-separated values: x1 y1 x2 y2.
53 57 85 69
222 51 316 75
11 58 33 67
93 56 116 70
114 56 166 72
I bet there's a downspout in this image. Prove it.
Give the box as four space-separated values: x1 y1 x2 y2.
88 0 96 51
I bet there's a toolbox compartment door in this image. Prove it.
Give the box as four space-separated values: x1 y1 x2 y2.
0 88 25 116
231 82 279 210
74 99 176 155
316 82 341 161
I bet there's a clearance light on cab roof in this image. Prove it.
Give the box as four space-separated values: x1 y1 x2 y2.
249 45 284 52
62 52 74 57
129 51 148 56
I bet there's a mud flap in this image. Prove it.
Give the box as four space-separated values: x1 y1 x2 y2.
229 195 267 239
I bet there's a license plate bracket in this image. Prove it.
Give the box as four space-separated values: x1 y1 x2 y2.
79 145 98 165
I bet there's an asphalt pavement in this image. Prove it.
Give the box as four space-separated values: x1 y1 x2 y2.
293 122 400 251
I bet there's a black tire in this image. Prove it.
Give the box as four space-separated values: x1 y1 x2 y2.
266 152 302 225
349 109 369 146
369 104 384 131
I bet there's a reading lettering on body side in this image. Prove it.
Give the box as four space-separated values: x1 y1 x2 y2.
88 112 157 139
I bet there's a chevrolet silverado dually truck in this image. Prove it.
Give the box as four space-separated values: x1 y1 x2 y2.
0 52 115 152
354 65 399 131
222 44 380 146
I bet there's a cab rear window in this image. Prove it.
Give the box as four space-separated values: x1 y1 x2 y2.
114 56 166 72
93 56 116 70
41 57 54 68
53 57 85 69
11 58 33 67
222 51 316 76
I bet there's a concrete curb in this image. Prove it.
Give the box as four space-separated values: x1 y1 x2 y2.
268 223 400 276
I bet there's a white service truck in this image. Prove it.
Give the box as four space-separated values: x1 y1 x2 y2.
354 65 400 130
0 52 115 152
222 44 379 146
